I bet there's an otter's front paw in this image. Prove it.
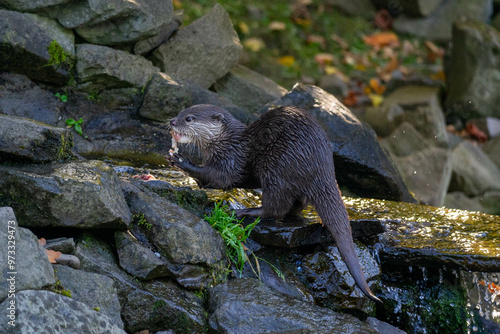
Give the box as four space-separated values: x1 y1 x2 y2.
166 153 192 171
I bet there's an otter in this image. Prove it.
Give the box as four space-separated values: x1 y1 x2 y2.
167 104 380 302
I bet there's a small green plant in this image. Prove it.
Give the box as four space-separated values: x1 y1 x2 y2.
152 299 167 310
134 213 152 229
47 40 74 69
55 92 68 102
86 91 100 101
93 307 100 312
205 203 259 274
50 280 72 298
66 117 86 138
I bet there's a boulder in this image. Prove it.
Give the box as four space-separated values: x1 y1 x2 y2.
151 4 242 88
371 0 445 17
133 11 183 55
363 86 447 145
0 207 55 302
390 146 452 206
0 115 73 163
393 0 493 41
381 122 433 158
318 74 349 99
0 73 64 126
299 243 380 311
59 0 174 45
208 278 377 333
124 184 225 267
483 136 500 170
0 9 75 85
445 21 500 120
212 64 288 114
0 0 71 12
115 230 173 280
139 72 192 122
445 191 500 215
0 160 132 228
260 83 413 202
76 44 159 88
448 140 500 196
0 290 126 333
53 264 124 329
75 235 207 333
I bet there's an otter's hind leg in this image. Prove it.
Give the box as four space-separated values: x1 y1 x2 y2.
235 187 297 219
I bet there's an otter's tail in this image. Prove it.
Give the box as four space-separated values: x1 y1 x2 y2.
310 186 381 303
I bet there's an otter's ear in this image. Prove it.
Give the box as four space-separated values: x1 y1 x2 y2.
212 112 226 123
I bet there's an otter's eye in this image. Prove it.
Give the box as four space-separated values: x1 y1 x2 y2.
185 116 194 122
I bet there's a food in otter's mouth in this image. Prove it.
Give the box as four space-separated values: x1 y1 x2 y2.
169 130 179 155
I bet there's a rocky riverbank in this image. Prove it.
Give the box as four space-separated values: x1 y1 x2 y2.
0 0 499 333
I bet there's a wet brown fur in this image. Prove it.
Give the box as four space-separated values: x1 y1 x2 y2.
169 104 380 302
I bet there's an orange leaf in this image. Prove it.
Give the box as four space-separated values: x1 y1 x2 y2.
369 78 386 95
46 249 62 264
38 238 47 246
363 32 399 48
344 91 358 107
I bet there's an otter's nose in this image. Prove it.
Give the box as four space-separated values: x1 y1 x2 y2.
170 119 177 126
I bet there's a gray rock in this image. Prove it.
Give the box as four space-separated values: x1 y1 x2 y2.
212 64 288 114
0 10 75 85
76 44 159 88
364 86 447 145
0 0 71 12
390 146 452 206
64 0 173 45
372 0 445 17
125 185 225 266
115 230 172 280
393 0 493 41
139 72 192 122
0 73 64 126
0 115 73 163
75 235 207 333
0 160 132 228
445 21 500 119
0 207 55 302
261 83 413 202
449 140 500 196
0 290 126 334
483 136 500 170
300 243 380 312
366 317 406 334
381 122 433 158
134 11 183 55
151 4 242 88
445 191 500 215
208 278 378 334
318 73 349 99
45 237 75 254
53 264 124 329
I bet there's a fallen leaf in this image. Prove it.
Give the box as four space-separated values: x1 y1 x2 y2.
425 41 444 62
278 55 295 67
307 35 326 48
314 53 334 65
344 91 358 107
374 9 393 30
331 34 349 49
243 38 265 52
430 70 446 81
38 238 47 246
238 21 249 35
378 55 399 82
369 78 386 95
46 249 62 264
465 123 488 143
269 21 286 31
363 32 399 48
369 94 384 107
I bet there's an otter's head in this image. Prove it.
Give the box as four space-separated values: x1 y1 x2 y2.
169 104 233 148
